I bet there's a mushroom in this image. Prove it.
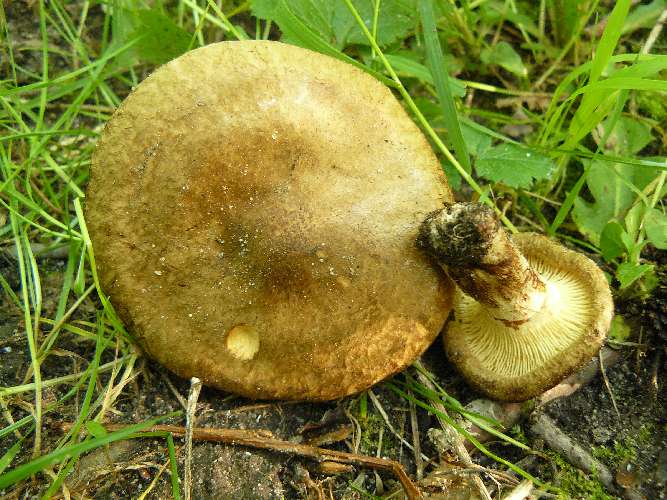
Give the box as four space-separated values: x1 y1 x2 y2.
417 202 613 401
86 41 455 401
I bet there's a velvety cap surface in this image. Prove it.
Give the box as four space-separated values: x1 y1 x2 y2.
86 41 454 400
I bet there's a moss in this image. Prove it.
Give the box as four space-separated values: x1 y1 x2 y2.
354 410 399 458
546 450 614 500
592 439 636 468
591 424 654 468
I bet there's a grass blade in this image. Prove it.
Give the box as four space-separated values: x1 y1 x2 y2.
387 382 541 484
0 413 177 490
0 440 23 475
167 433 181 500
419 0 472 174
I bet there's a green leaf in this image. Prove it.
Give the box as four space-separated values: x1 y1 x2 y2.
566 0 631 147
617 262 654 289
644 209 667 249
419 0 471 176
600 221 627 261
384 54 466 97
608 315 632 343
595 116 653 155
482 3 540 38
548 0 583 45
480 41 527 78
85 421 108 439
0 413 176 490
475 144 554 188
624 202 646 240
460 122 492 157
572 158 659 245
112 7 191 66
252 0 418 49
247 0 394 87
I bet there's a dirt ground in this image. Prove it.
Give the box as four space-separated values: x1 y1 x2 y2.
1 253 665 499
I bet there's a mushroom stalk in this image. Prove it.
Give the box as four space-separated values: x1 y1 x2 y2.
417 203 547 325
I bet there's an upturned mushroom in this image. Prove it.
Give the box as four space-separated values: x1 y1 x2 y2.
417 202 613 401
86 41 454 401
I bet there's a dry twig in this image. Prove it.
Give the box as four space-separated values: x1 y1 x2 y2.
504 479 534 500
529 413 614 491
408 389 424 480
184 377 202 500
61 422 421 499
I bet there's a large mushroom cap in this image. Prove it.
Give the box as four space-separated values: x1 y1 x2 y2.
86 41 454 401
444 233 613 401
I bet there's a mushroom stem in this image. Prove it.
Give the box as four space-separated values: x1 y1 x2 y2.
417 203 546 325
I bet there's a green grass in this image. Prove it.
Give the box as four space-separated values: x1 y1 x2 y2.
0 0 665 497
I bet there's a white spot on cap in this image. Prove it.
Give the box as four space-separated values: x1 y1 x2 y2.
226 324 260 361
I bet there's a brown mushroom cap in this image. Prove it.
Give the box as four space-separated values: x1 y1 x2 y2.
86 41 454 401
444 233 613 401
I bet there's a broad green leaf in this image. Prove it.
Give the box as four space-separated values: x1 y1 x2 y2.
480 41 527 78
482 2 540 38
617 262 654 289
252 0 418 49
460 122 492 157
112 7 191 66
334 0 418 47
247 0 393 87
572 115 658 245
253 0 336 43
475 144 554 188
572 159 658 244
644 209 667 249
384 54 466 97
600 221 627 261
595 116 653 155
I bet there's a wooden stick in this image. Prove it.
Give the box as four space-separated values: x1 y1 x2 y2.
529 413 615 491
184 377 202 500
62 423 421 499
